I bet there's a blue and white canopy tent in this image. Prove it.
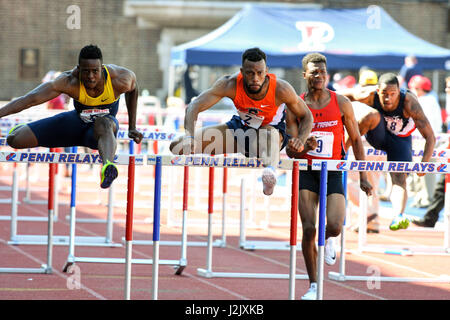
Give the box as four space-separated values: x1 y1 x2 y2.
171 5 450 70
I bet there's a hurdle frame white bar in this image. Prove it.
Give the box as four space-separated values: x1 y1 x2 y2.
312 159 450 284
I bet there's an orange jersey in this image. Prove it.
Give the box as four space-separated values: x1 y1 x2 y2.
232 73 285 128
300 90 345 163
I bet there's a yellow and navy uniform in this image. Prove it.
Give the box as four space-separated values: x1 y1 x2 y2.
27 65 120 150
74 65 120 123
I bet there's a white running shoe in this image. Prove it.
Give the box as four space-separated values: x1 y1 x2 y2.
262 167 277 196
324 237 336 266
301 283 317 300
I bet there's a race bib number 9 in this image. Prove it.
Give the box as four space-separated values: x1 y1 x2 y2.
307 131 334 158
237 110 264 129
79 108 110 123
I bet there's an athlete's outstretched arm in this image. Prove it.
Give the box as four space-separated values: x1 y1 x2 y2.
338 86 376 106
112 66 143 144
0 75 68 118
339 94 373 196
184 76 232 137
405 93 436 164
285 109 317 159
279 81 313 154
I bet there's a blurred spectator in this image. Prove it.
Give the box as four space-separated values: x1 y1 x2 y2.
408 75 442 208
344 69 381 233
329 72 342 90
413 76 450 228
358 70 378 87
408 75 442 134
398 55 422 89
42 71 69 110
326 73 335 91
445 76 450 130
184 65 199 104
338 75 356 89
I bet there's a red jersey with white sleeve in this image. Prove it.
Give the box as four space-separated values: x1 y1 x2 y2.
232 73 285 128
300 90 345 163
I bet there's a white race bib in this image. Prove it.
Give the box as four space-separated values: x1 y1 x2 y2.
237 110 264 129
79 108 110 123
307 131 334 158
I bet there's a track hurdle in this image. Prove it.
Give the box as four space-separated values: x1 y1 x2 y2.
166 156 310 283
3 148 125 247
316 161 328 300
313 159 450 284
0 155 55 274
62 154 187 274
145 155 312 299
2 149 130 243
152 156 162 300
124 152 135 300
345 146 450 255
123 154 162 300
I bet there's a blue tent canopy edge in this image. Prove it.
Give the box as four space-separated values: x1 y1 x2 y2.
171 5 450 70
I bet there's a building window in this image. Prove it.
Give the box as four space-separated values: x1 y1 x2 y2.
19 48 40 79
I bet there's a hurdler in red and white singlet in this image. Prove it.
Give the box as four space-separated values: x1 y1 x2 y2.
299 89 345 164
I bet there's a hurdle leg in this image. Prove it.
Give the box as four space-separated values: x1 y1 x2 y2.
239 177 246 248
24 161 31 202
316 161 328 300
444 168 450 252
217 167 227 247
10 164 19 243
358 189 368 252
63 147 78 272
152 156 162 300
124 154 135 300
105 184 114 244
53 162 59 222
175 166 189 275
289 162 299 300
207 167 215 271
166 165 175 226
44 162 56 274
197 167 215 278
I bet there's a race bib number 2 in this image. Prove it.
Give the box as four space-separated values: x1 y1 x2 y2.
307 131 334 158
237 110 264 129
